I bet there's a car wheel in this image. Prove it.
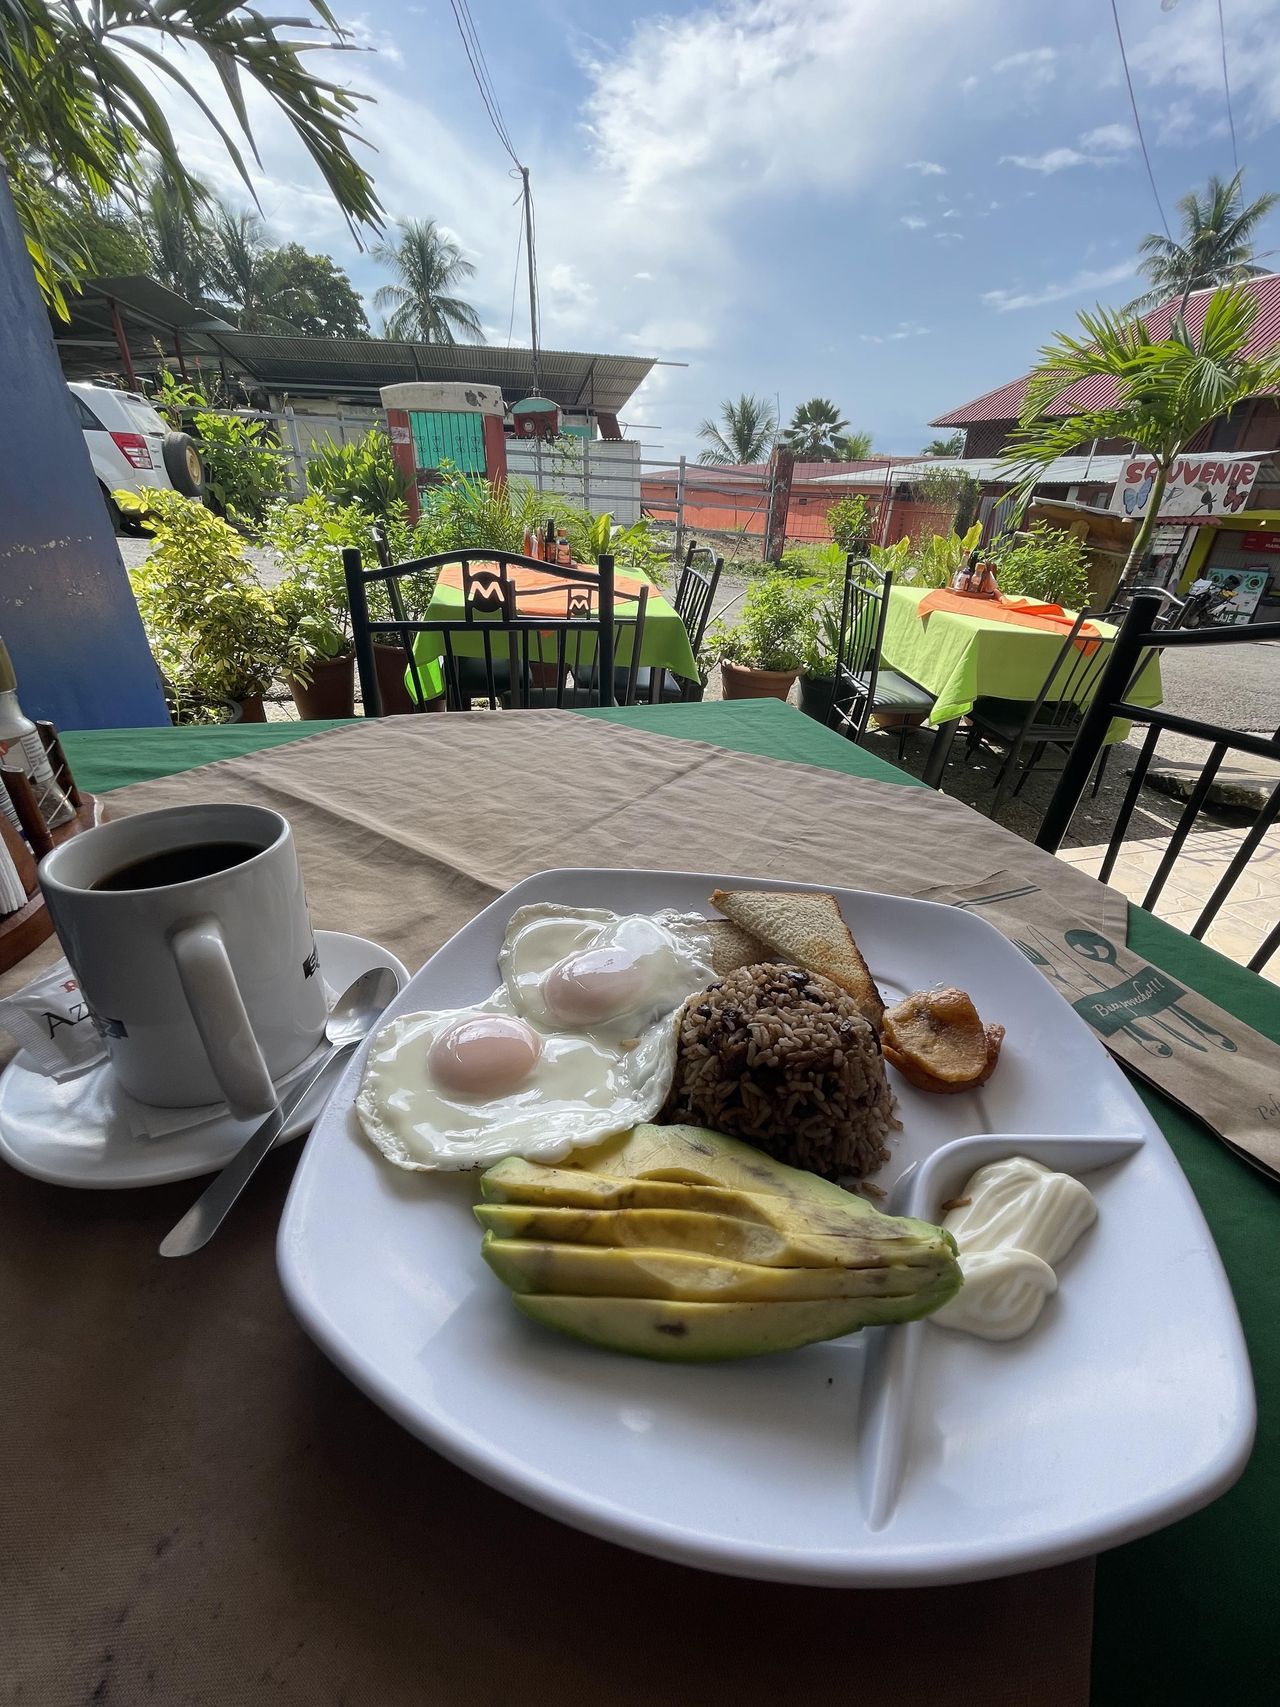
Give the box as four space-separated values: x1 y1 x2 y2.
163 431 205 498
100 483 127 535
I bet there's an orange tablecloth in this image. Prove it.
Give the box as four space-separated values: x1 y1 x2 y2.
916 588 1100 641
436 560 651 617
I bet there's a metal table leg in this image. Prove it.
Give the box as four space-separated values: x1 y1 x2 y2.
922 717 960 789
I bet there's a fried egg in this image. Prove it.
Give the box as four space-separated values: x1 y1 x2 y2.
356 906 715 1173
499 904 712 1038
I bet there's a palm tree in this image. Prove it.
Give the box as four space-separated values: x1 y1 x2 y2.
783 397 849 460
143 164 211 305
1001 284 1280 588
372 219 483 343
833 431 875 460
697 393 777 465
1131 171 1279 312
205 202 301 332
922 432 965 457
0 2 380 315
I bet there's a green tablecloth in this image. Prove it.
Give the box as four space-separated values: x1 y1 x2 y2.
882 585 1164 731
408 567 699 697
59 703 1278 1706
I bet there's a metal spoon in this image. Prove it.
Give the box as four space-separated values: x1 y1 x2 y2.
159 965 400 1258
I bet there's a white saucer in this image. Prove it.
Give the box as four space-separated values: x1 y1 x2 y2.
0 931 408 1189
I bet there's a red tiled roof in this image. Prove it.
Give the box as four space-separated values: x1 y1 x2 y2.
929 274 1280 426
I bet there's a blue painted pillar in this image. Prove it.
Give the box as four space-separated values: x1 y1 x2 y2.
0 171 170 730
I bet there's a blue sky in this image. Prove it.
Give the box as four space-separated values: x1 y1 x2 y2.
162 0 1280 456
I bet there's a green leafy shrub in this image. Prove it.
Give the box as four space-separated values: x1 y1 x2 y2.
776 541 848 581
305 430 408 513
826 492 873 553
150 369 290 526
702 573 819 673
988 523 1090 608
260 494 431 681
119 488 284 702
905 521 983 588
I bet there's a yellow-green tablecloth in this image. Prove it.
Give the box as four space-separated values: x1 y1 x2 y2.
882 584 1163 733
409 567 698 697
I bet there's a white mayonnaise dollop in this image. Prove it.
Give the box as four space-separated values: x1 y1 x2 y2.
930 1156 1097 1341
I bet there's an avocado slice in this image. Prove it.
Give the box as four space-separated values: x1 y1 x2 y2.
512 1294 877 1361
483 1234 960 1311
481 1158 900 1238
474 1202 946 1270
573 1123 869 1212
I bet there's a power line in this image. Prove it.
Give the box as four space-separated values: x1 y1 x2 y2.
1217 0 1239 173
506 200 524 346
1110 0 1170 239
448 0 519 165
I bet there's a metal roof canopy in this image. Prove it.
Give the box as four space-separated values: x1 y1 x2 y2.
50 274 233 380
202 333 662 414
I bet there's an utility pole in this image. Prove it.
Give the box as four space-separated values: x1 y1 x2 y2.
520 166 541 397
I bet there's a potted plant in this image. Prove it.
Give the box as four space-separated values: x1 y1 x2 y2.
797 592 843 723
275 577 355 719
701 573 816 701
120 489 285 720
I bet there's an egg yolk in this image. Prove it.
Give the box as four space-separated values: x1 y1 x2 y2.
543 946 647 1025
428 1014 542 1095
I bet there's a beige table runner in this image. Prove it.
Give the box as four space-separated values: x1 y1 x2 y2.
4 713 1127 1707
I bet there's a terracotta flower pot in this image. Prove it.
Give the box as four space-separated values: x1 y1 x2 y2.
720 660 798 702
286 652 356 720
235 694 267 723
372 641 441 714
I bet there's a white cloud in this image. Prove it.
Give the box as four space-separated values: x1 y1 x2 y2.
934 230 964 243
860 321 931 344
633 270 653 280
992 47 1057 85
981 259 1137 312
905 160 946 175
961 74 979 92
1131 0 1280 133
943 207 962 219
1003 123 1136 174
1080 123 1135 153
623 318 712 350
1001 147 1089 173
900 215 928 230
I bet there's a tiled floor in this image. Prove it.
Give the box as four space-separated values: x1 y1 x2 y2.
1058 826 1280 987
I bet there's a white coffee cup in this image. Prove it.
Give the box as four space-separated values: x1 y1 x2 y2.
39 803 327 1117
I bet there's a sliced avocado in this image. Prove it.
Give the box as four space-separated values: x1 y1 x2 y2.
512 1294 875 1361
481 1158 894 1238
574 1123 871 1212
474 1202 943 1270
482 1235 960 1312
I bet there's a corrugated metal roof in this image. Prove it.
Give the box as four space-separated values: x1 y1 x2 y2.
930 273 1280 426
203 333 656 413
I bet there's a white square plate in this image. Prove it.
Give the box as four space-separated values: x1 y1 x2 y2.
277 870 1254 1586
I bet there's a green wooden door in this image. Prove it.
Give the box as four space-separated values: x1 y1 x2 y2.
409 410 486 475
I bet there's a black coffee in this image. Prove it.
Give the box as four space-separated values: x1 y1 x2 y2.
92 842 261 892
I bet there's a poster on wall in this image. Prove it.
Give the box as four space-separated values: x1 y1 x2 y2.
1109 456 1260 521
1204 567 1271 625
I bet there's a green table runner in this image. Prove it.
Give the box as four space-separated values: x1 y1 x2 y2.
882 584 1164 732
59 703 1278 1706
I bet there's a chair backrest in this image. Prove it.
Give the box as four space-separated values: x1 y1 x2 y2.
673 548 723 655
827 556 893 743
1037 591 1280 972
344 548 631 713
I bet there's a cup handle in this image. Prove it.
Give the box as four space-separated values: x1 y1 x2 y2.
169 917 277 1119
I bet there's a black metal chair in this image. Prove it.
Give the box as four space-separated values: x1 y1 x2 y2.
826 557 934 752
580 539 722 703
1036 591 1280 972
343 549 648 713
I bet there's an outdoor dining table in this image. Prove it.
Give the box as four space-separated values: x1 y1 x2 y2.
2 700 1274 1707
407 560 700 698
881 585 1165 786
